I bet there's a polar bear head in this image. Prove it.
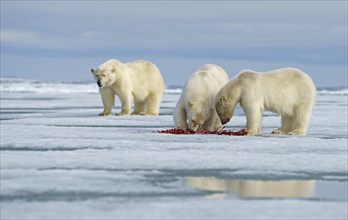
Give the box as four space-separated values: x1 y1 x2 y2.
215 95 233 125
90 59 124 88
186 100 212 132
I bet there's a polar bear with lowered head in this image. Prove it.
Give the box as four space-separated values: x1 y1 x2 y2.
174 64 229 132
215 68 316 136
91 59 165 116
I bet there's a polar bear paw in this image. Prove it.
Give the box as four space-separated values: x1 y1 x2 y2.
131 111 157 116
271 129 287 135
288 129 306 136
247 128 261 136
115 112 130 116
99 111 111 116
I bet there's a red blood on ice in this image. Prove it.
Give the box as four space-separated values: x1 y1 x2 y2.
158 128 248 136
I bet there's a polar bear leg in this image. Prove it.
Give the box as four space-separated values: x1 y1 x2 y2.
202 114 215 132
288 106 311 135
245 108 263 136
173 106 188 129
144 93 162 115
132 101 146 115
117 94 132 115
99 87 115 116
289 118 308 135
272 116 294 134
202 109 222 132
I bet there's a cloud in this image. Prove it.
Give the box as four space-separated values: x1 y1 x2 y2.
1 1 347 86
2 26 345 67
1 30 42 46
2 1 347 52
0 29 70 50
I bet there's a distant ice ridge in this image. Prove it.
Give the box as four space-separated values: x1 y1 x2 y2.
0 77 346 95
317 87 348 96
0 77 98 94
0 77 183 94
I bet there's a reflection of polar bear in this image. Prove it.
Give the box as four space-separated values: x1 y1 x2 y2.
215 68 316 136
91 59 165 116
186 177 315 199
173 64 229 132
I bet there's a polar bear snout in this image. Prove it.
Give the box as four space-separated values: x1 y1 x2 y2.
188 119 203 132
220 116 231 125
97 80 102 87
189 123 202 132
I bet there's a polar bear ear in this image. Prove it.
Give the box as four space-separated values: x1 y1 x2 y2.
90 68 95 74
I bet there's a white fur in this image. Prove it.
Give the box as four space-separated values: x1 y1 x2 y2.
173 64 229 132
215 67 316 136
91 59 165 116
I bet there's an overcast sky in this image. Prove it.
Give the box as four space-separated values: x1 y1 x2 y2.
1 1 347 87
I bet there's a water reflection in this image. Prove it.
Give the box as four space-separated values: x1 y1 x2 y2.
186 177 315 199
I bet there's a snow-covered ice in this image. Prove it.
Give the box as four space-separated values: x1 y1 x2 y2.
0 78 347 219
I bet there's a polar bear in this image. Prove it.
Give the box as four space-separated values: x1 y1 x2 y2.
215 68 316 136
173 64 229 132
91 59 165 116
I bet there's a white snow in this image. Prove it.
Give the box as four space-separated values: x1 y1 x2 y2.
0 79 347 219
